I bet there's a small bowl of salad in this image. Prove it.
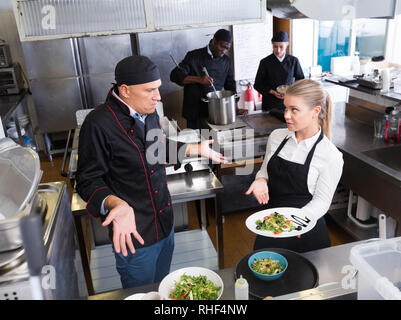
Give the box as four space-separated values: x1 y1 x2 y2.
248 251 288 281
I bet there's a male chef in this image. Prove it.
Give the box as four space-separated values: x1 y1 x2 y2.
76 55 226 288
170 28 237 129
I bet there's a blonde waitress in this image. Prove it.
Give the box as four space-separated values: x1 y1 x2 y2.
246 79 344 252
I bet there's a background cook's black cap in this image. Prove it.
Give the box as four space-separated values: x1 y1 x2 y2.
214 29 232 43
115 55 160 86
271 30 289 42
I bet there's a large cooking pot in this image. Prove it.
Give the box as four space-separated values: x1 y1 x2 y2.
202 90 239 125
0 138 42 252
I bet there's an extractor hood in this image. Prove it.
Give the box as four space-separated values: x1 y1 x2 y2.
267 0 401 20
13 0 267 41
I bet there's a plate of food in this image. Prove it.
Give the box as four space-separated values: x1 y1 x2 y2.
245 207 316 238
158 267 223 300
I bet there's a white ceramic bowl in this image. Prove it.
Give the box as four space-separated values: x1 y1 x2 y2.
124 293 145 300
158 267 224 300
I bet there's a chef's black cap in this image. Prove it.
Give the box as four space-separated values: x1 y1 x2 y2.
214 29 232 43
115 55 160 86
271 30 289 42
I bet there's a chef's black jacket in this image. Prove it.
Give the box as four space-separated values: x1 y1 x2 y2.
254 53 304 111
76 88 185 249
170 46 236 120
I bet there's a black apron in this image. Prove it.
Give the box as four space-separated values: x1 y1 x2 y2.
253 130 331 253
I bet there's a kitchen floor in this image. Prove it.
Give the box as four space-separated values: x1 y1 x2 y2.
39 152 355 271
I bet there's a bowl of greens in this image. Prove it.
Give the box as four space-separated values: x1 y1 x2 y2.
248 251 288 281
158 267 224 300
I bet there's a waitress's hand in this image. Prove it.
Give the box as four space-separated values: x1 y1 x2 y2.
245 178 269 205
199 75 214 87
270 89 284 100
102 195 144 256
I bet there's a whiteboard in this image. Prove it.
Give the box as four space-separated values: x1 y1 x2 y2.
232 16 273 81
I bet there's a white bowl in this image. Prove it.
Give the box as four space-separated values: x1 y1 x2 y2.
124 293 145 300
158 267 224 300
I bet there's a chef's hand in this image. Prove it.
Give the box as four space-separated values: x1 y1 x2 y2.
102 195 144 256
186 140 228 164
270 89 284 100
199 75 214 87
245 178 269 205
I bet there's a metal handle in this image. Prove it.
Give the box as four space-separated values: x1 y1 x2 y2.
170 54 180 68
202 67 219 97
379 213 387 240
60 129 73 177
201 97 209 103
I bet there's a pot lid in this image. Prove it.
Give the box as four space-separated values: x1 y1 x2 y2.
0 138 41 220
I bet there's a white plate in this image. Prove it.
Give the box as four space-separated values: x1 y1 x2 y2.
245 207 316 238
124 293 146 300
158 267 224 300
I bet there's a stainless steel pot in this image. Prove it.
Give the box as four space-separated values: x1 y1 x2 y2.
202 90 238 125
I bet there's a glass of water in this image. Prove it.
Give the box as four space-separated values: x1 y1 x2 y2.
374 119 383 138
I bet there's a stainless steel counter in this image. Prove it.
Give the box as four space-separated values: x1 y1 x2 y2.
89 240 362 300
325 77 401 103
330 101 401 235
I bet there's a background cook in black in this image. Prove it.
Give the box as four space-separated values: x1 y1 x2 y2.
254 30 304 121
170 29 236 129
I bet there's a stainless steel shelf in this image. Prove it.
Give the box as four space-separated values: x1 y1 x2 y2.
327 208 378 241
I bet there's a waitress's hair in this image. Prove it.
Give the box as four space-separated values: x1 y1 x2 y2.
286 79 333 139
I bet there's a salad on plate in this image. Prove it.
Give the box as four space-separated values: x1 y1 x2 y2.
255 212 298 234
169 274 222 300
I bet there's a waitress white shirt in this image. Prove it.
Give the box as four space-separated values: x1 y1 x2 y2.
255 128 344 220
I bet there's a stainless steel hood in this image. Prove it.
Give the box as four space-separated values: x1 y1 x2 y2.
267 0 401 20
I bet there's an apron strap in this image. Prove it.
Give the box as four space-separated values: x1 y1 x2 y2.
304 129 324 167
271 129 324 166
272 135 290 159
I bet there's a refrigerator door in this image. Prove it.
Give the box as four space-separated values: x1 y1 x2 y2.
83 73 115 108
29 78 84 133
78 34 133 75
78 34 133 108
21 39 78 79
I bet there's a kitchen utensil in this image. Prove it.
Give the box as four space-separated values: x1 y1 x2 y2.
169 53 180 69
245 207 317 238
235 248 318 299
248 251 288 281
158 266 224 300
19 214 45 300
202 67 220 98
202 90 237 125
